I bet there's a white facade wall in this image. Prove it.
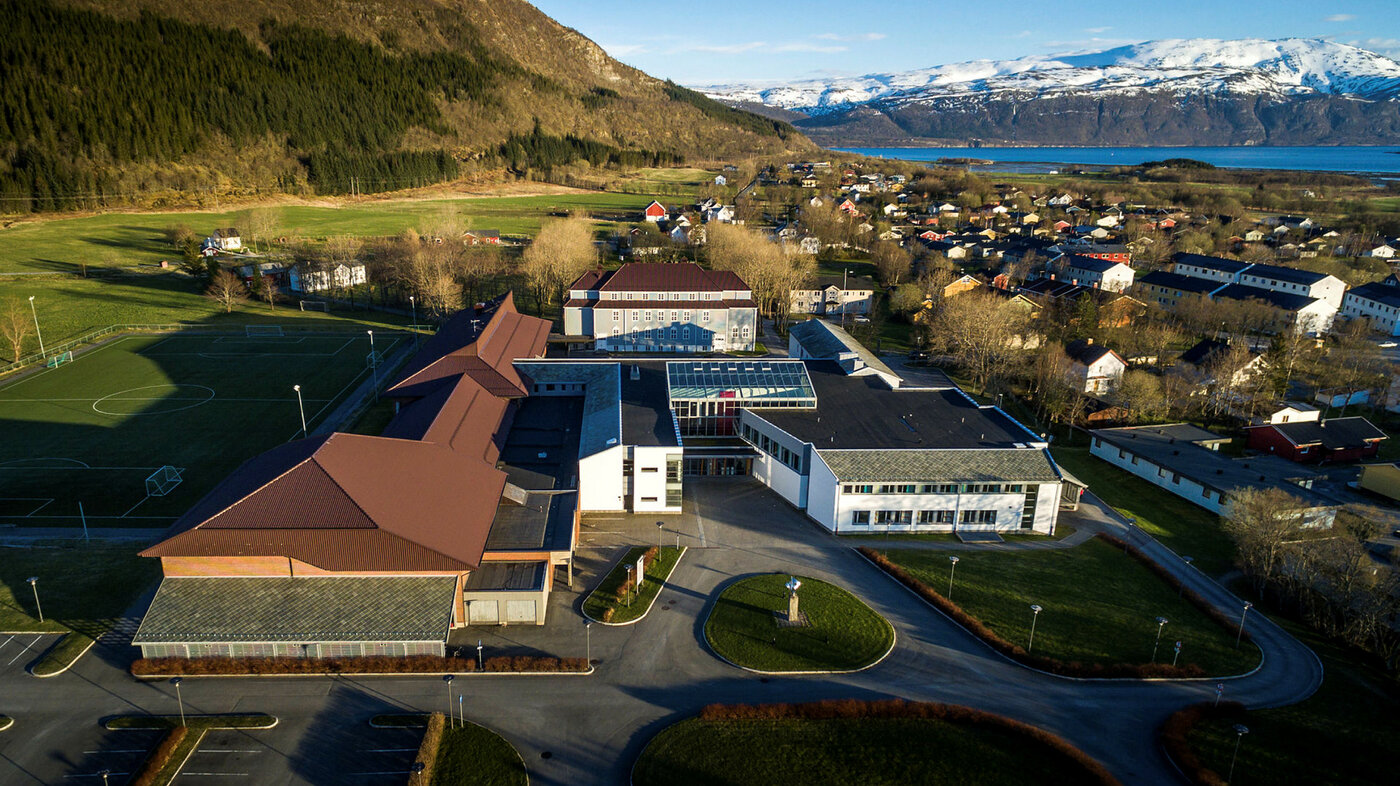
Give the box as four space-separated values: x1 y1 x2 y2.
752 451 807 509
1174 262 1239 284
1341 292 1400 336
790 288 874 315
579 446 626 512
805 454 841 531
630 446 682 513
833 490 1038 533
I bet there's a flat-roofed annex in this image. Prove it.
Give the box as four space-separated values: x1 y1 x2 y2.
666 360 816 405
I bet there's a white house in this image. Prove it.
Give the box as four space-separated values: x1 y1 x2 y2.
714 175 727 186
1064 339 1126 395
290 262 367 293
1058 254 1135 293
206 228 242 252
1341 281 1400 336
1364 244 1396 259
790 277 875 316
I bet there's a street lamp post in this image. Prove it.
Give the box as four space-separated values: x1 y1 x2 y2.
367 330 379 401
1152 617 1169 663
409 295 417 327
28 296 46 358
1028 604 1042 653
170 677 186 727
1227 724 1249 783
1179 556 1194 597
26 577 42 623
656 521 664 552
624 565 634 607
1172 640 1183 667
947 556 959 601
293 385 307 437
585 621 592 665
1236 601 1253 648
412 762 426 784
458 694 463 730
99 770 110 786
476 640 483 671
443 675 455 728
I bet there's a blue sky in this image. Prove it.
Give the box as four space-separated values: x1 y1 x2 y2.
530 0 1400 85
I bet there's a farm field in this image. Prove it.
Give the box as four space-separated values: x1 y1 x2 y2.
0 191 673 274
0 330 405 529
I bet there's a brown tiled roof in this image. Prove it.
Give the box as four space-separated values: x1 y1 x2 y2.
577 262 751 294
386 293 548 400
564 298 758 310
143 433 507 571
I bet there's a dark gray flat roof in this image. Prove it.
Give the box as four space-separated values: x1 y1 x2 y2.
463 561 546 591
620 363 679 447
133 576 456 644
487 491 577 552
757 361 1042 450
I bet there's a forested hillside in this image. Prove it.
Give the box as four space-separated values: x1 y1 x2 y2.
0 0 805 213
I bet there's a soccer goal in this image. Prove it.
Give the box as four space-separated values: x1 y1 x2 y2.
298 300 329 312
145 465 184 497
44 351 73 368
366 351 384 368
246 325 284 337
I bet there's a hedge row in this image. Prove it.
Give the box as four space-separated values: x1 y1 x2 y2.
859 547 1207 678
131 654 588 676
1158 701 1247 786
129 725 188 786
1095 533 1254 646
697 699 1121 786
413 712 447 786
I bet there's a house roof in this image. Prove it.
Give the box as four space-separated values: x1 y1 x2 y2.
1258 417 1387 450
1179 338 1234 368
385 293 549 401
141 432 508 572
1213 283 1320 312
581 262 750 294
819 448 1061 483
787 319 898 382
132 576 456 644
1137 271 1222 295
1066 339 1118 367
1062 254 1127 273
1171 252 1251 274
1240 262 1329 286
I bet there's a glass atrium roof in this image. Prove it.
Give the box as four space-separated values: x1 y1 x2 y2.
666 360 817 404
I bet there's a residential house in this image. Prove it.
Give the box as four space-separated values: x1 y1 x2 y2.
714 175 727 186
790 276 876 316
206 228 241 252
1057 254 1135 293
1174 338 1266 392
1341 280 1400 336
290 262 367 293
1135 271 1220 310
1065 339 1126 395
462 230 501 245
644 201 667 223
1357 463 1400 502
1254 401 1321 426
1365 244 1396 259
1246 417 1387 464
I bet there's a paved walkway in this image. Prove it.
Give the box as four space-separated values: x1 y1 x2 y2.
0 479 1324 786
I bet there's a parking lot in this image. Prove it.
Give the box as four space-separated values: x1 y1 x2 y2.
0 632 58 675
63 728 162 783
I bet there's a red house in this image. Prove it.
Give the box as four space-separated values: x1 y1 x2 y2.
1245 417 1387 464
643 201 667 222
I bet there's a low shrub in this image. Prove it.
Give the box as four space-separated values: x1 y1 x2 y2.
130 654 589 677
860 547 1210 679
129 725 188 786
1158 701 1246 786
696 699 1121 786
1095 534 1253 645
414 712 446 786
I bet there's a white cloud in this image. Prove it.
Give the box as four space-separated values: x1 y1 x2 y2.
1325 14 1356 22
1084 26 1113 34
815 32 887 42
680 41 768 54
1350 37 1400 58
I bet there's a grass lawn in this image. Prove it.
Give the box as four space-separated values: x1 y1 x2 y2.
1185 620 1398 786
704 574 894 672
844 523 1078 543
633 717 1110 786
0 543 159 633
0 331 405 529
0 192 669 274
431 721 527 786
5 273 412 359
1051 445 1237 576
582 546 684 624
883 539 1259 675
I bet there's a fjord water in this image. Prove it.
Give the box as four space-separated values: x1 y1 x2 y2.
834 146 1400 174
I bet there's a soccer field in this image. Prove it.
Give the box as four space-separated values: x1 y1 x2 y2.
0 330 406 529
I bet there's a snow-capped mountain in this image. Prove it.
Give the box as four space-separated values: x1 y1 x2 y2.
702 38 1400 114
698 39 1400 147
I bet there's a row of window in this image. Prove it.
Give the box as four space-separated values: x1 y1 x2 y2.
742 424 802 472
841 483 1025 495
599 292 728 301
851 510 998 525
1097 439 1218 503
611 326 705 340
621 310 713 322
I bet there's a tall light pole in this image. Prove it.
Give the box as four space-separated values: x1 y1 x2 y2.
99 770 110 786
367 330 379 401
624 565 634 607
656 521 664 552
1172 640 1183 667
1179 556 1193 597
443 675 455 729
409 295 417 327
947 556 959 601
476 640 483 670
458 694 464 730
1227 724 1249 783
27 296 45 358
26 577 42 623
584 620 592 665
292 385 307 437
1028 604 1042 653
1236 602 1253 648
170 677 186 727
1152 616 1169 663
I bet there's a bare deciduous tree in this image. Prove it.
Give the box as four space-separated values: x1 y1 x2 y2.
520 217 598 313
238 208 280 254
0 297 34 362
925 290 1033 394
205 269 247 314
870 240 912 287
706 223 813 327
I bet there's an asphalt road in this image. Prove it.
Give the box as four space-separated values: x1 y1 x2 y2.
0 479 1323 785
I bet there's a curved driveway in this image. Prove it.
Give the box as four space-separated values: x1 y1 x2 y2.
0 480 1322 785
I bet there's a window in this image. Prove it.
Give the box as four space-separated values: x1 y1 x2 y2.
641 496 658 502
918 510 953 524
852 510 871 525
876 510 912 524
960 510 998 524
878 484 917 494
632 311 639 321
843 484 874 494
641 467 658 473
703 310 711 322
1006 484 1024 493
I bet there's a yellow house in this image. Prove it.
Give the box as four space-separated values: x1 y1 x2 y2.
1358 463 1400 502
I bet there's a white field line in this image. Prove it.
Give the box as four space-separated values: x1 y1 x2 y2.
287 337 401 440
64 773 131 780
25 498 55 517
0 335 142 394
0 396 332 404
119 496 150 518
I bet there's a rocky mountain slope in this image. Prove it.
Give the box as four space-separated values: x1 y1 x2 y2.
702 38 1400 146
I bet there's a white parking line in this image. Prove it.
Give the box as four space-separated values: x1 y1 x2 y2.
181 772 248 776
64 774 130 780
6 635 46 665
195 749 263 753
82 750 147 754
